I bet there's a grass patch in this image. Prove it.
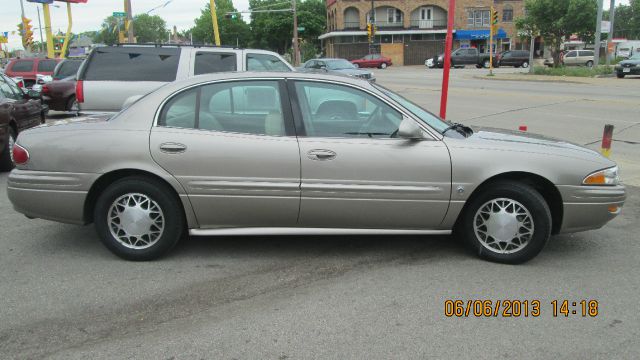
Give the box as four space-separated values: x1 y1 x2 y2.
532 65 614 77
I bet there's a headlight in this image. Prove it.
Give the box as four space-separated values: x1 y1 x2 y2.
438 56 443 60
583 166 619 186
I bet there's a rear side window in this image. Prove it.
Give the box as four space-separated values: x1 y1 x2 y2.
54 60 82 79
37 60 57 72
83 47 180 81
10 60 34 72
194 52 236 75
579 50 594 57
246 54 291 72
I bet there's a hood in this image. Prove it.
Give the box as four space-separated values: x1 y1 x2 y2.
463 126 608 163
619 58 640 66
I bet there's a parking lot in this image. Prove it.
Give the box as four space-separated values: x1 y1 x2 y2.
2 66 639 359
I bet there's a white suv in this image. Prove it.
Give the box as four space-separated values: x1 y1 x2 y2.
76 45 294 112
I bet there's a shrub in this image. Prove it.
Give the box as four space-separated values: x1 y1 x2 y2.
532 65 614 77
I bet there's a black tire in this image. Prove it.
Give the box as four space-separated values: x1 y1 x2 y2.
379 62 388 69
94 176 185 261
475 64 482 69
483 60 491 68
457 181 552 264
353 63 359 68
616 73 625 79
0 127 17 172
586 60 594 68
521 61 529 68
66 95 77 112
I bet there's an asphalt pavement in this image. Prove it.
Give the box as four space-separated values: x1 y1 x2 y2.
1 66 639 359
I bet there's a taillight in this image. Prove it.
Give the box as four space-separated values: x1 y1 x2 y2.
76 79 84 103
42 84 50 94
12 143 29 165
17 81 23 88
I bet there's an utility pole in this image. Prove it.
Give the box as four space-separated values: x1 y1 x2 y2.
36 6 44 54
125 0 135 43
18 0 31 54
209 0 221 45
606 0 616 66
439 0 456 119
370 0 375 54
292 0 299 66
528 32 535 74
594 0 604 67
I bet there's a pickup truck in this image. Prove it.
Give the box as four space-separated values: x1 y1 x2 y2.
432 48 497 69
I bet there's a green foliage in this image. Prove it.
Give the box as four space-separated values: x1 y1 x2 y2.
191 0 252 47
249 0 325 54
608 0 640 39
516 0 597 68
94 16 121 45
133 14 169 43
532 65 614 77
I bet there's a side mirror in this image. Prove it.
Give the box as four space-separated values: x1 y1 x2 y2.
397 117 424 140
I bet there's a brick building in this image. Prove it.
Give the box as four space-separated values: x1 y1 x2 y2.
320 0 526 65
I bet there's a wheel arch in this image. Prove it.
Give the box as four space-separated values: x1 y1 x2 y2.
83 168 190 226
456 171 564 234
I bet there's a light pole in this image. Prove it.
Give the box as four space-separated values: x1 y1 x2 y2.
606 0 616 66
594 0 604 67
292 0 299 66
36 6 44 53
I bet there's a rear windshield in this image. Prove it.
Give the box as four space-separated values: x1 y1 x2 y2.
83 47 180 81
11 60 34 72
37 60 57 72
54 60 83 79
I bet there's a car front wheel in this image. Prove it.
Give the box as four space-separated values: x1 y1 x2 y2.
458 181 551 264
353 63 359 68
483 60 491 68
94 176 185 261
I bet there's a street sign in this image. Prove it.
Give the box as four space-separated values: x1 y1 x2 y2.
113 12 127 17
297 26 305 32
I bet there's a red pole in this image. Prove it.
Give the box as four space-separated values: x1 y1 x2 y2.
439 0 456 119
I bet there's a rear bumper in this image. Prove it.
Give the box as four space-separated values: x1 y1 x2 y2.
557 185 626 233
7 169 98 225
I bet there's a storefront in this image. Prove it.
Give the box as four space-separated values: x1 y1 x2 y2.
455 29 508 53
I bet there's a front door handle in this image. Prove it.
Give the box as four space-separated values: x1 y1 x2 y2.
159 142 187 153
307 149 336 161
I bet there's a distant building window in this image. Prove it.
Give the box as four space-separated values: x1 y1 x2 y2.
467 11 474 26
503 8 513 22
387 8 402 24
469 9 491 27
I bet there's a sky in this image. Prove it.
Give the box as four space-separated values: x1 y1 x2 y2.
1 0 631 52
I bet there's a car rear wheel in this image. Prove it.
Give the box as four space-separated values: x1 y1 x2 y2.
380 62 388 69
66 95 78 113
521 61 529 68
0 128 17 172
458 181 551 264
94 176 185 261
586 60 594 68
483 60 491 68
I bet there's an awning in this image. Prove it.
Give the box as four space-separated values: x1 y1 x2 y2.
455 29 507 40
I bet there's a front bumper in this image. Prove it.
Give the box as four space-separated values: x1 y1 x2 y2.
616 66 640 75
557 185 626 233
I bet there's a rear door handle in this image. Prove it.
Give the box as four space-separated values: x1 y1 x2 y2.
307 149 336 161
159 142 187 153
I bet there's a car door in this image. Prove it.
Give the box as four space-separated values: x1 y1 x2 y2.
564 51 577 66
501 51 512 66
290 79 451 229
149 79 301 228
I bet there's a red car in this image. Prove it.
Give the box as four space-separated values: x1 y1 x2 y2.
4 58 62 88
351 54 392 69
42 59 84 112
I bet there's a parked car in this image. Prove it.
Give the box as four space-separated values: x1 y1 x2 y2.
0 73 46 171
4 58 61 88
8 72 626 264
41 59 84 112
76 45 293 112
615 52 640 78
433 48 496 68
545 50 594 67
301 58 375 81
498 50 531 68
351 54 392 69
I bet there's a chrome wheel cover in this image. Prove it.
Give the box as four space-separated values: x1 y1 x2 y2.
8 133 15 165
473 198 534 254
108 193 164 250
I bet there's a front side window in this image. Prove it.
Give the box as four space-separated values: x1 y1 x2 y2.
246 53 291 72
294 81 402 138
194 52 237 75
37 60 57 72
0 76 22 100
565 51 577 58
10 60 34 72
159 80 285 136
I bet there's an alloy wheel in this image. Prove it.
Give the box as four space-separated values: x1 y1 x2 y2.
473 198 534 254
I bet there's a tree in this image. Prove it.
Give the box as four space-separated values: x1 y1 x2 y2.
249 0 325 57
94 16 120 45
516 0 597 67
607 0 640 39
133 14 169 43
190 0 252 47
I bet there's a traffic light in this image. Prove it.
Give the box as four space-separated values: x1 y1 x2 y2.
491 8 499 33
23 17 33 46
367 23 372 40
225 13 238 19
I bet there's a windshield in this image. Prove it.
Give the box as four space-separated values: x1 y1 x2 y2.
326 59 356 70
630 53 640 60
373 83 450 133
